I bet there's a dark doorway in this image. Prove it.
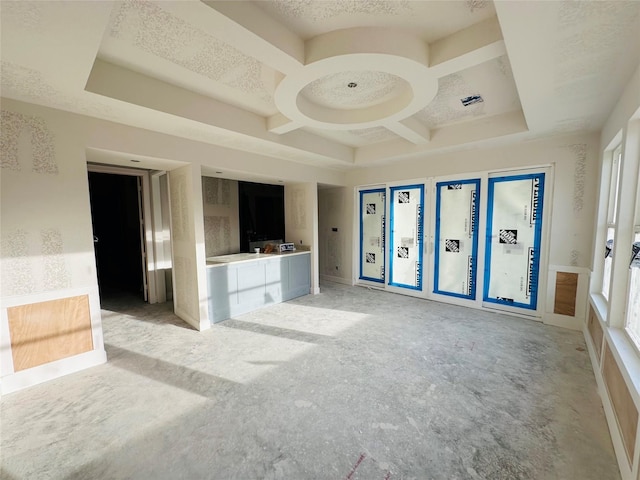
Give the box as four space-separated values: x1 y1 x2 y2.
238 181 285 252
88 172 145 305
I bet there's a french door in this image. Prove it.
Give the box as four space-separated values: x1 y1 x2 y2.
357 168 549 315
358 183 425 296
483 172 546 311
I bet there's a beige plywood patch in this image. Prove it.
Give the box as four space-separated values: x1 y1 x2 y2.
8 295 93 371
603 343 638 465
553 271 578 316
587 306 603 362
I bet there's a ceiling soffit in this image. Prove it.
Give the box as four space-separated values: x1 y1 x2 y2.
88 0 516 161
6 1 636 169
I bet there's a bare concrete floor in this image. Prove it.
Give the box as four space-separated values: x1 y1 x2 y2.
1 282 619 480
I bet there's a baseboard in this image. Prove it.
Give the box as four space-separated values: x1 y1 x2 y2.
543 312 582 331
320 275 352 286
0 349 107 395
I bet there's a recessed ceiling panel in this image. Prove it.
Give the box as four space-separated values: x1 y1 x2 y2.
414 56 521 129
300 71 409 110
99 0 281 116
255 0 496 42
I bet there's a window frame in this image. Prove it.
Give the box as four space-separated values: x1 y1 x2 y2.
602 144 623 300
623 199 640 352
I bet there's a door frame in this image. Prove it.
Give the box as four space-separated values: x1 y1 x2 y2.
481 166 553 319
87 163 160 304
385 181 427 297
357 186 387 286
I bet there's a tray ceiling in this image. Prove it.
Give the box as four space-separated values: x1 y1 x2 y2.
1 1 639 169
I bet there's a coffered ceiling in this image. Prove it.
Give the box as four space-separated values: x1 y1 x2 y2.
1 1 639 169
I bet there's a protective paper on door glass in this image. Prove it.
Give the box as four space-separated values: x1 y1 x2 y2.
359 189 385 282
434 180 479 299
484 174 544 310
389 185 424 290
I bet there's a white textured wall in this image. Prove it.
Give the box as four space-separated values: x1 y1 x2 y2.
168 164 210 330
202 177 240 257
285 182 319 294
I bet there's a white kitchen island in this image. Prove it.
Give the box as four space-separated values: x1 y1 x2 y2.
205 251 311 324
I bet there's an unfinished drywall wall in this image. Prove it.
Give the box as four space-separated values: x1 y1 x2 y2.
202 176 239 257
168 164 209 331
285 182 319 294
0 102 105 394
318 186 353 285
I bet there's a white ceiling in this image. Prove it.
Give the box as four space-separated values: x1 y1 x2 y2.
1 0 639 170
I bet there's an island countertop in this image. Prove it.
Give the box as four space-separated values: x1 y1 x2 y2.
205 250 311 323
206 250 310 267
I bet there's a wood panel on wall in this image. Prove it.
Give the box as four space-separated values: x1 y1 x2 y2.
603 343 638 465
587 305 604 361
554 272 579 316
8 295 93 371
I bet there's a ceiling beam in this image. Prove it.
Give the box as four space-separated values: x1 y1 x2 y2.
268 113 300 134
86 59 354 165
429 16 506 78
355 110 528 164
196 1 304 74
385 118 431 144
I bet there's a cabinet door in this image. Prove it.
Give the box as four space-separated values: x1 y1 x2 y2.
483 173 545 310
434 179 480 300
388 184 424 291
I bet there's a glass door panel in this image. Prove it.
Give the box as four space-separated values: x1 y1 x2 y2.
389 184 424 290
483 173 545 310
434 179 480 300
359 188 386 283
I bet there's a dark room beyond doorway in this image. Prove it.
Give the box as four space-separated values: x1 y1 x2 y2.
88 171 145 305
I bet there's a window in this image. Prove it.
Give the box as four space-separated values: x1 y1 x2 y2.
602 144 622 300
625 194 640 348
626 232 640 343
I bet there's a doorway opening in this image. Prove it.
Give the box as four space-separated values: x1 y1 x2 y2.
88 171 147 307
